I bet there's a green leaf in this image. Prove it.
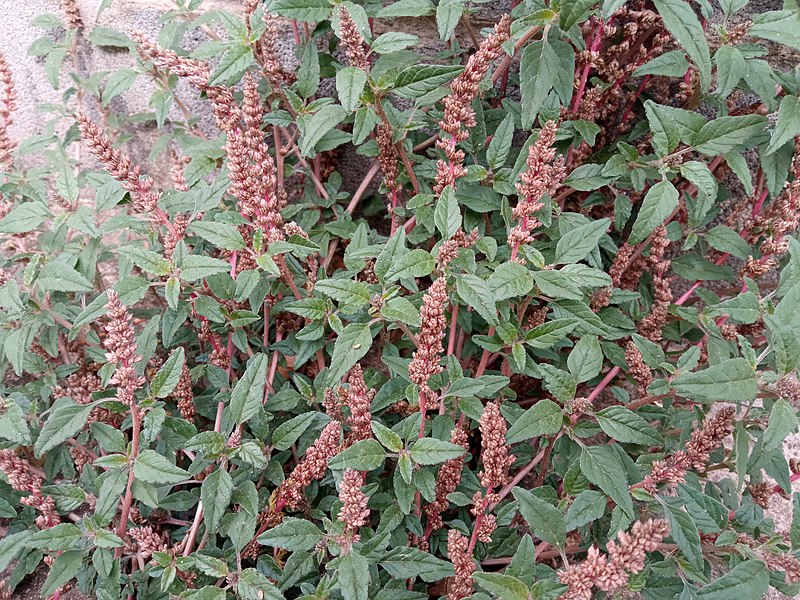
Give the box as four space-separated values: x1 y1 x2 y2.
30 523 83 550
514 487 566 548
269 0 331 21
37 262 93 293
372 421 403 452
596 406 662 445
474 572 529 600
34 397 95 457
0 202 51 233
580 445 634 517
384 249 435 282
524 319 578 349
634 50 690 77
652 0 711 92
238 568 285 600
379 547 454 582
629 180 679 244
41 551 83 597
567 335 603 383
749 10 800 51
229 353 268 425
533 270 582 300
436 0 465 41
201 468 233 533
487 113 515 170
378 0 435 17
663 502 703 570
299 105 347 157
767 95 800 155
555 218 610 265
179 255 231 282
559 0 596 30
188 221 246 250
506 399 563 443
314 279 371 305
336 551 369 600
258 518 324 551
103 69 138 105
393 64 463 98
704 225 751 259
381 297 421 327
489 262 534 301
120 245 171 276
410 437 466 465
151 347 185 398
693 114 768 155
672 358 757 403
88 26 131 47
434 185 461 239
696 560 769 598
328 439 385 471
193 553 229 577
0 400 31 445
327 323 374 385
714 45 747 99
455 274 498 326
763 398 798 451
209 43 253 86
134 449 189 485
644 100 680 157
336 67 367 112
272 412 318 451
371 32 420 53
565 490 606 531
520 39 557 129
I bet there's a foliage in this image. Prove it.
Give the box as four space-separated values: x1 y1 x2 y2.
1 0 800 598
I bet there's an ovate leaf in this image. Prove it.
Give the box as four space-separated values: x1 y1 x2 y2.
629 180 679 244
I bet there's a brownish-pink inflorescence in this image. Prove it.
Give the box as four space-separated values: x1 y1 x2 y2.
278 420 342 510
558 519 670 599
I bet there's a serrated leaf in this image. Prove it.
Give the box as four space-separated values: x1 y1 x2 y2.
34 397 95 457
37 262 93 293
179 255 231 282
328 439 385 471
653 0 711 91
634 49 690 77
371 32 420 53
520 39 557 129
692 114 768 155
767 95 800 155
270 0 331 21
555 218 610 265
559 0 596 29
565 490 606 531
596 406 662 445
524 319 578 349
229 353 268 425
629 180 679 244
672 357 756 403
474 572 529 600
0 400 31 445
151 347 185 398
379 547 454 582
514 487 566 548
434 185 461 239
299 105 347 157
188 221 246 250
436 0 464 41
133 449 190 485
258 518 324 550
455 274 498 326
314 279 371 305
201 468 233 533
487 113 514 170
663 502 703 570
696 559 768 598
272 412 318 451
506 399 563 443
763 398 797 451
0 202 51 233
489 262 534 301
208 43 253 86
394 64 463 98
327 323 374 385
381 297 421 327
336 67 367 112
580 445 633 517
410 437 466 465
568 335 603 383
749 10 800 52
384 249 435 282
